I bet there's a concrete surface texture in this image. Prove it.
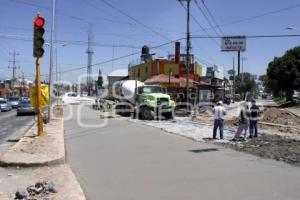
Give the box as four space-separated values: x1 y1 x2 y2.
287 108 300 117
65 105 300 200
0 118 65 167
0 164 86 199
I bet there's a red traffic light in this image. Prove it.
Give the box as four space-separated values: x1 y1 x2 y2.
34 17 45 27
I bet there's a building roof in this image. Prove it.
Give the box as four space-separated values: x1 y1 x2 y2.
108 69 128 77
144 74 181 84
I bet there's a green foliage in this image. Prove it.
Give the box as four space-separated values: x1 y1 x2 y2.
267 46 300 101
235 72 256 94
97 69 103 88
273 97 287 105
227 69 235 75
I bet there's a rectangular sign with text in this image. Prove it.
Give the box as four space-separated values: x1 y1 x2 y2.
221 36 246 51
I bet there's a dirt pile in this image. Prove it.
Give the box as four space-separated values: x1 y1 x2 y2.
192 110 214 124
262 108 300 126
220 134 300 167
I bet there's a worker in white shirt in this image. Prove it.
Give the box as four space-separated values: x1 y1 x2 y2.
212 101 227 139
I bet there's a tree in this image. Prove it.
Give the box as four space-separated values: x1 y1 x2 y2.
228 69 235 81
267 46 300 101
259 74 280 96
96 69 103 89
235 72 256 97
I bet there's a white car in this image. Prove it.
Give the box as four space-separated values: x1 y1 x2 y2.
293 90 300 101
0 99 12 112
8 96 20 108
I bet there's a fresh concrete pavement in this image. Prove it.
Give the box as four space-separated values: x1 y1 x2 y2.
65 105 300 200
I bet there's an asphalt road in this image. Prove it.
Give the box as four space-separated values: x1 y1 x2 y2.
65 105 300 200
0 109 35 151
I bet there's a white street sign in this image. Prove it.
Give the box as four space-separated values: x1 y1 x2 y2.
221 36 246 52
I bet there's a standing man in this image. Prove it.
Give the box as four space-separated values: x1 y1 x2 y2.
233 103 249 141
249 100 260 138
212 101 227 139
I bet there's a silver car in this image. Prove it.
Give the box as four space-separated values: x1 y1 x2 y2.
293 90 300 101
0 99 12 112
8 96 20 108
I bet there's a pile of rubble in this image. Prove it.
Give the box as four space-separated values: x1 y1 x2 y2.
262 108 300 126
14 181 57 199
224 107 300 135
221 134 300 167
259 108 300 135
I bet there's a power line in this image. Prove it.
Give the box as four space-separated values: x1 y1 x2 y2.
82 0 137 26
199 0 224 36
23 38 186 79
8 0 88 24
191 34 300 39
178 1 220 47
193 4 300 33
0 34 142 48
98 0 172 42
8 50 20 94
193 0 222 37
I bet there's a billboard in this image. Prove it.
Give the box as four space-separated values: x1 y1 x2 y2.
221 36 246 52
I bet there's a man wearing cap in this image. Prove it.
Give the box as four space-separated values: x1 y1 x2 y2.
212 101 227 139
249 100 260 138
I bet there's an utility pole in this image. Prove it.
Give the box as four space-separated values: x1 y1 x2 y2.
86 25 94 96
178 0 191 103
112 41 115 72
232 56 235 96
20 72 25 96
48 0 56 121
241 57 246 82
8 50 20 95
237 50 240 76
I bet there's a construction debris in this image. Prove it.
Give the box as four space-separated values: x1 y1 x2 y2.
14 181 57 199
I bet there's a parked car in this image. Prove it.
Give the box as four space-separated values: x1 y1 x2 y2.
21 96 30 101
17 100 37 116
0 99 12 112
8 96 21 108
223 95 232 105
293 90 300 101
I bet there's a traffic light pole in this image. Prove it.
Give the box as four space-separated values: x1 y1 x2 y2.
36 58 44 137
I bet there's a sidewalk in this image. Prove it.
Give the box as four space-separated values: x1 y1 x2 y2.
287 108 300 117
0 164 85 200
0 118 65 167
0 113 86 199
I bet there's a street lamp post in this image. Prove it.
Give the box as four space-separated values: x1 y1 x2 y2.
241 57 247 82
48 0 56 121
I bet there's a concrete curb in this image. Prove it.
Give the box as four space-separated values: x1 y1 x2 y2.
0 117 65 167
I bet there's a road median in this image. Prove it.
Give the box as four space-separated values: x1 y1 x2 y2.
0 117 65 167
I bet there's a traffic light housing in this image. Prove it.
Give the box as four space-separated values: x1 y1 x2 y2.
33 16 45 58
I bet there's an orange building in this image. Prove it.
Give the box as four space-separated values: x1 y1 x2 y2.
128 57 203 85
128 42 203 85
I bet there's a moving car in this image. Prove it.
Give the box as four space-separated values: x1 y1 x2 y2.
0 99 12 112
17 100 37 116
8 96 21 108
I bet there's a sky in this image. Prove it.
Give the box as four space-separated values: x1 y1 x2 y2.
0 0 300 83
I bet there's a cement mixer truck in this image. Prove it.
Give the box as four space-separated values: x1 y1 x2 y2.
112 80 175 120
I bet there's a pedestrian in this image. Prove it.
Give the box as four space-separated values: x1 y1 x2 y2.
232 103 249 141
212 101 227 140
249 100 260 138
